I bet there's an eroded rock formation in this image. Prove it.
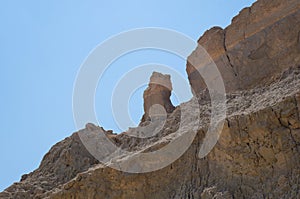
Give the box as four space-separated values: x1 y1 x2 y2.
187 0 300 95
141 72 175 122
2 66 299 199
1 0 300 198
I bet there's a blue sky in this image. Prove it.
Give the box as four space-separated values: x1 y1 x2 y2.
0 0 256 191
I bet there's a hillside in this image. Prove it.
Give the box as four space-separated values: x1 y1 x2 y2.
1 0 299 198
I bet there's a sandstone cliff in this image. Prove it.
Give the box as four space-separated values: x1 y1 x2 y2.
1 0 300 198
187 0 300 95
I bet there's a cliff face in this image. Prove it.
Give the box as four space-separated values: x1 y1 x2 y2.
2 66 299 199
187 0 300 95
1 0 300 199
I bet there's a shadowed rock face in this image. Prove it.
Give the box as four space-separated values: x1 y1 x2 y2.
187 0 300 96
1 0 300 199
141 72 175 122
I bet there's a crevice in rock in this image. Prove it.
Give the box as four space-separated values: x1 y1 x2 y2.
248 6 252 14
226 118 231 128
244 7 252 40
274 106 299 154
223 29 238 77
295 94 300 122
297 31 300 51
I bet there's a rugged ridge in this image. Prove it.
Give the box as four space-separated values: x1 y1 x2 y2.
2 66 299 199
187 0 300 95
1 0 300 198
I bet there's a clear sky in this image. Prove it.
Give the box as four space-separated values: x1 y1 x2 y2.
0 0 256 191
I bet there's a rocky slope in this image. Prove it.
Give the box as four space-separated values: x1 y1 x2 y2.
2 66 299 199
1 0 300 198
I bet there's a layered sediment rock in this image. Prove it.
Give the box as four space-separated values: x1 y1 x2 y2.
2 66 299 199
1 0 300 198
187 0 300 95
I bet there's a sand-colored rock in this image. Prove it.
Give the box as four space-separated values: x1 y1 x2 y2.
1 0 300 198
187 0 300 95
141 72 175 122
1 66 299 199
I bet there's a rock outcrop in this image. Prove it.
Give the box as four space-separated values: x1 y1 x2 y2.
187 0 300 95
2 66 299 199
0 133 99 199
1 0 300 198
141 72 175 122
